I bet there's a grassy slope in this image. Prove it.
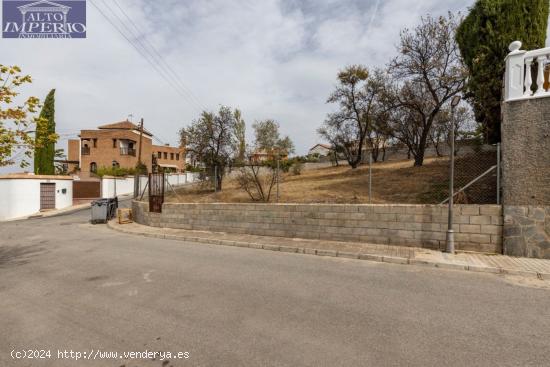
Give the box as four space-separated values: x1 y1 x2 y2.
168 152 496 204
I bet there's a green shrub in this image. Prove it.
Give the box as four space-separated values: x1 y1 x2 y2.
95 166 136 177
291 161 304 175
185 164 202 173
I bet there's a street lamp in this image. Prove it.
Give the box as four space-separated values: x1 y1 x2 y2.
446 95 461 254
112 160 117 198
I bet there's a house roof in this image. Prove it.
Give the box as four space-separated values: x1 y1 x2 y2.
98 120 153 136
309 143 333 151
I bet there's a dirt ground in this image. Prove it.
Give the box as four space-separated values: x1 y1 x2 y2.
166 152 496 204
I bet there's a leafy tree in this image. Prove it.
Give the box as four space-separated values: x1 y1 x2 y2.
180 106 236 191
252 119 295 156
318 65 385 168
34 89 56 174
0 65 51 168
387 13 466 166
233 109 246 164
54 148 67 175
456 0 549 143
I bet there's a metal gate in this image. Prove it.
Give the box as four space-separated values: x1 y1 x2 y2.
73 181 100 199
40 183 56 210
148 173 164 213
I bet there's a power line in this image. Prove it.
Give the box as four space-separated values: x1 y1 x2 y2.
102 0 206 113
110 0 207 111
88 0 204 115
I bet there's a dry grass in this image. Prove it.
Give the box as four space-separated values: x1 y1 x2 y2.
167 157 438 204
166 152 496 204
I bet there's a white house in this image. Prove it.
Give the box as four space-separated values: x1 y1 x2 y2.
0 174 73 221
308 144 333 156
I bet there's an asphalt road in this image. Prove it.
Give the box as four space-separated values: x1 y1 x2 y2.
1 208 549 367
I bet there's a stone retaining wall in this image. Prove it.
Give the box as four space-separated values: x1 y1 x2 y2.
503 206 550 259
501 98 550 205
132 201 503 253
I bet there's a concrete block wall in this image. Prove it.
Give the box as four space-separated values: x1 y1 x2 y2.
133 202 503 253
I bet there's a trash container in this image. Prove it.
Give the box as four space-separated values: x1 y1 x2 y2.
91 199 110 224
107 197 118 220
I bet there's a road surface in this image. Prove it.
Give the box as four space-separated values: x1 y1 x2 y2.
1 207 549 366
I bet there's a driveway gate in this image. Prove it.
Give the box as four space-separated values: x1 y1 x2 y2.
148 173 164 213
40 183 56 210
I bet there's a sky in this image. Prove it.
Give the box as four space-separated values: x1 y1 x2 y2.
1 0 547 173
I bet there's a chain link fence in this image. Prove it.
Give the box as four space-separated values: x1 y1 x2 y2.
365 143 500 204
159 143 500 205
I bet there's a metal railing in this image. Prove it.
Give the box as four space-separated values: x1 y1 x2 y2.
120 147 136 156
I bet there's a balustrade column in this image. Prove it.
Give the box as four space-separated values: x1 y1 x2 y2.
524 58 533 97
535 56 547 95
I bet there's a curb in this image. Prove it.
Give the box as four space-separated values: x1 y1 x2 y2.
106 221 550 281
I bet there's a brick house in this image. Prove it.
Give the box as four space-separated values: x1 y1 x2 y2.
249 149 289 163
67 120 185 178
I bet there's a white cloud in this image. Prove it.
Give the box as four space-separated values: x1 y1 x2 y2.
2 0 487 173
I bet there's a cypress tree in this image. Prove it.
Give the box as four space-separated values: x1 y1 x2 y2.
34 89 56 175
456 0 549 143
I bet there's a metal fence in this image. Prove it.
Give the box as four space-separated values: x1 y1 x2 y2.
153 143 500 205
364 143 500 205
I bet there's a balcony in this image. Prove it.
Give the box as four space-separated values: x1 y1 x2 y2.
81 146 90 155
120 147 136 156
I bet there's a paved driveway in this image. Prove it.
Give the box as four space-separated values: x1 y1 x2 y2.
1 208 549 367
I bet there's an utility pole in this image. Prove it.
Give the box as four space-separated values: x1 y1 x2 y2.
368 151 372 204
276 158 280 203
138 118 144 166
446 95 461 254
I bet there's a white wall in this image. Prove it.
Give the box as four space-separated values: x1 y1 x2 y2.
0 178 73 221
100 173 198 198
101 176 135 198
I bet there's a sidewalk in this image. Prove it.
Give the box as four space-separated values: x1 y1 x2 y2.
107 220 550 280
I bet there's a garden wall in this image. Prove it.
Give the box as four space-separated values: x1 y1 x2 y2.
132 201 503 253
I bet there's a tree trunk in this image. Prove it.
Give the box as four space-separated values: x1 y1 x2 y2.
371 147 379 163
414 132 429 166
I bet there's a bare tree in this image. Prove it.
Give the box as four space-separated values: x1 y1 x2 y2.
387 13 467 166
179 106 236 190
318 66 385 169
236 164 277 202
430 104 476 156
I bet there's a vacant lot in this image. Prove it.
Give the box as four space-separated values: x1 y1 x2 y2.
168 152 497 204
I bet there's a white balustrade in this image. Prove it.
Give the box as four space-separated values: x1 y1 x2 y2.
504 41 550 101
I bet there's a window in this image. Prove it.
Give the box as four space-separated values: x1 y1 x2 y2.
157 152 161 159
112 139 117 148
170 153 174 160
93 138 97 148
112 161 120 168
176 153 179 160
164 152 168 159
90 162 97 173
